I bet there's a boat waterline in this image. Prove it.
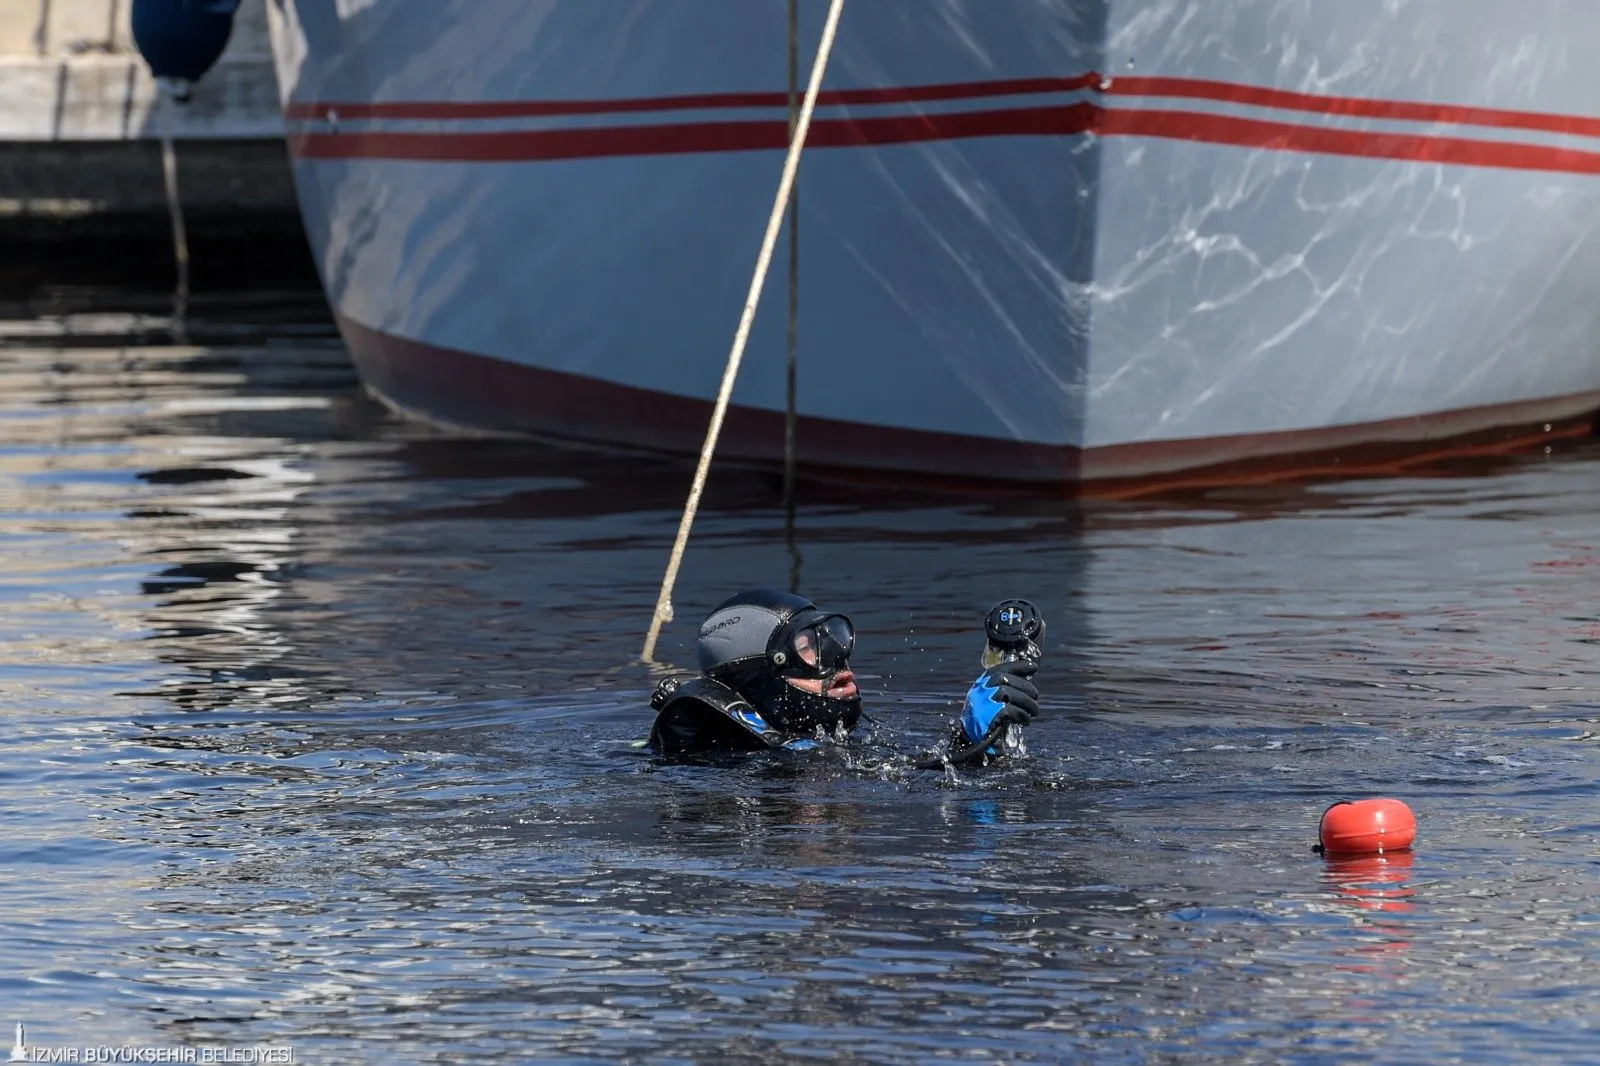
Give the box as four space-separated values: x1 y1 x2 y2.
343 312 1600 490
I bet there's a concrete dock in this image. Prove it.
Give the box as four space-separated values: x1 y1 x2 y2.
0 0 310 284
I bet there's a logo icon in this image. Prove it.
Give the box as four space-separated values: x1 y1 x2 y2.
733 708 770 734
10 1023 25 1062
999 606 1023 626
698 614 742 639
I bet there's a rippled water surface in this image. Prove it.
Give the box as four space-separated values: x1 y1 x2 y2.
3 287 1600 1063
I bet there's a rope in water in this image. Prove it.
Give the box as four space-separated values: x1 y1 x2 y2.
641 0 846 662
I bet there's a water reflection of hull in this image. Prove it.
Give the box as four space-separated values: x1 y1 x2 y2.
0 299 1093 714
267 0 1600 487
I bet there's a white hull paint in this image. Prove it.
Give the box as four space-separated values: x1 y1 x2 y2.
265 0 1600 484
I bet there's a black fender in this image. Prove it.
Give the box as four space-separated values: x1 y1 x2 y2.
647 675 782 754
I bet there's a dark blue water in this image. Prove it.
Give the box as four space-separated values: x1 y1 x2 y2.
3 288 1600 1063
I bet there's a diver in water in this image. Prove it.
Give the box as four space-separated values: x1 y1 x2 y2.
648 589 1043 766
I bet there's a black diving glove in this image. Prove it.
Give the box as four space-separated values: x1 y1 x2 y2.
957 659 1040 745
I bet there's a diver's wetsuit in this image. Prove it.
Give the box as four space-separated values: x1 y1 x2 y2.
648 675 829 753
647 589 1042 765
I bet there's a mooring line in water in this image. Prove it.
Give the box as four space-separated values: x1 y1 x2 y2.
159 91 190 339
641 0 845 663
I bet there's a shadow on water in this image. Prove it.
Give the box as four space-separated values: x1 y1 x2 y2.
4 286 1600 1061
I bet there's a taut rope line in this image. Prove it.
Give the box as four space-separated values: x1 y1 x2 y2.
642 0 846 662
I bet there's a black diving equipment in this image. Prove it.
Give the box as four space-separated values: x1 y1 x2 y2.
981 598 1046 669
935 598 1046 767
649 589 862 752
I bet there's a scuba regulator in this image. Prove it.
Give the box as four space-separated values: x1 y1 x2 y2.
919 598 1046 769
981 598 1046 670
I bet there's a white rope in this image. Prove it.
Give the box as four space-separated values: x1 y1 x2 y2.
642 0 845 662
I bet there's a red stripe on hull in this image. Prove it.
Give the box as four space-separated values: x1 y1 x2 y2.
289 103 1600 176
282 75 1103 121
1109 75 1600 140
287 73 1600 141
1103 108 1600 175
289 104 1101 161
337 317 1600 494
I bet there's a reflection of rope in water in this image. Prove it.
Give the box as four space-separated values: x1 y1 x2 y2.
160 92 190 341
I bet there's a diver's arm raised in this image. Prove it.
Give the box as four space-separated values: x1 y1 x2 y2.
937 659 1041 766
925 598 1046 768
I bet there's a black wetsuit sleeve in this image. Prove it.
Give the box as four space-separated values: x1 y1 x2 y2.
648 676 776 755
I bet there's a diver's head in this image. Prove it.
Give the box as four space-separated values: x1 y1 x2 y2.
696 588 861 735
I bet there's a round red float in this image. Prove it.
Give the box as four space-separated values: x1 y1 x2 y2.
1316 798 1416 857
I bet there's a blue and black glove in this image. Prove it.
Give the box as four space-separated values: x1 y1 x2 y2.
958 659 1040 746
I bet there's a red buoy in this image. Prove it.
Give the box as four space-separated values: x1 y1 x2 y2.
1316 798 1416 857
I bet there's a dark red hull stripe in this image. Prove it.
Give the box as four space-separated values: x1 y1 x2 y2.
1104 108 1600 175
289 103 1098 161
289 101 1600 176
282 74 1103 121
339 315 1600 493
286 73 1600 141
1109 75 1600 140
